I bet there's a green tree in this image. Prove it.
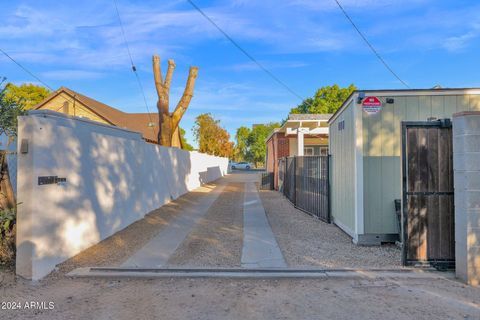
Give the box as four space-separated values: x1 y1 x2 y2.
1 78 24 213
179 127 194 151
245 123 280 167
0 78 26 137
234 126 250 162
193 113 233 158
290 84 356 114
4 83 50 110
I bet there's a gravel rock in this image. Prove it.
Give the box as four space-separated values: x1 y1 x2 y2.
259 189 401 269
167 182 244 267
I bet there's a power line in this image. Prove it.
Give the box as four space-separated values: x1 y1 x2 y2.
0 48 55 91
113 0 136 69
186 0 311 104
0 47 85 109
112 0 155 128
332 0 409 88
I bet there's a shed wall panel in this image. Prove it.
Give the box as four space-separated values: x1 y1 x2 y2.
330 101 356 233
362 93 479 234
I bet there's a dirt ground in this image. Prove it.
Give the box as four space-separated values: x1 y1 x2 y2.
1 267 480 320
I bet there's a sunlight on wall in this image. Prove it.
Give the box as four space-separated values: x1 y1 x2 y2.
60 207 100 254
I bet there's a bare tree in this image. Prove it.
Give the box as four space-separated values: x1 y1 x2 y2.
153 55 198 147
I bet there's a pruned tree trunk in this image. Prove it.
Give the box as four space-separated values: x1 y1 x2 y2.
153 55 198 147
0 150 15 210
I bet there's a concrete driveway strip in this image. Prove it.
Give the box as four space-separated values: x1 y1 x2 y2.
121 183 226 268
241 182 287 268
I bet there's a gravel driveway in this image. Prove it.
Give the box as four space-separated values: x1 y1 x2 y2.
259 188 402 268
167 182 244 267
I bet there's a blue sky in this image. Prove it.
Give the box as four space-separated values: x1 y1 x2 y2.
1 0 480 146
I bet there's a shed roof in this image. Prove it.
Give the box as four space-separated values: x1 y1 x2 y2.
328 87 480 124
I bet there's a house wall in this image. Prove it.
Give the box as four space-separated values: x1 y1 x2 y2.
266 137 275 173
16 111 228 280
329 100 356 236
37 93 112 124
266 132 290 190
362 93 480 235
288 137 328 156
277 134 290 158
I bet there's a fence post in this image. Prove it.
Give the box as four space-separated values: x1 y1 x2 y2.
327 155 331 223
293 156 297 206
284 157 287 197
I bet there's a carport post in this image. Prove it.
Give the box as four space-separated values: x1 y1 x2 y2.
297 131 304 156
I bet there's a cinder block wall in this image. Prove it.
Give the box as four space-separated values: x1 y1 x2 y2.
453 111 480 286
16 111 228 280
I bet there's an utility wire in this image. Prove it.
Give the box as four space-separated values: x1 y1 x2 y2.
1 45 154 141
113 0 135 69
0 47 85 109
186 0 312 105
332 0 409 88
112 0 155 129
0 48 55 91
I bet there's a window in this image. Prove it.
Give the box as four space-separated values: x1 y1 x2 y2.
304 147 314 156
320 147 328 156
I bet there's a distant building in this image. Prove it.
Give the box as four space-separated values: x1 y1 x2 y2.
33 87 182 146
265 113 331 189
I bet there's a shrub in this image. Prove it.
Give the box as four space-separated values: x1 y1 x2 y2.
0 208 16 267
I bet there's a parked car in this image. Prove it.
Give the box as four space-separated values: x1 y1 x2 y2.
231 162 253 170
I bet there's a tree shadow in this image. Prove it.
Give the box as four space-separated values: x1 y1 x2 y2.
16 111 227 279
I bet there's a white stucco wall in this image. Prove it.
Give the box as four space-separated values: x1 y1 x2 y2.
16 111 228 280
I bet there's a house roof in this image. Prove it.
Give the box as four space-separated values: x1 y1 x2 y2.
34 87 159 142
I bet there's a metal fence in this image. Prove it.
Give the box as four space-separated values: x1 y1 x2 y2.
260 172 274 190
278 156 330 222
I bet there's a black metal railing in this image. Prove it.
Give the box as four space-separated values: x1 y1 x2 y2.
278 156 330 223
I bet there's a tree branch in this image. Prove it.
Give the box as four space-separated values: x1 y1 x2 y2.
164 59 175 91
152 55 163 99
172 66 198 126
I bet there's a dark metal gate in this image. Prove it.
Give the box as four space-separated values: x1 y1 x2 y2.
260 172 274 190
278 158 285 193
279 156 330 223
401 120 455 268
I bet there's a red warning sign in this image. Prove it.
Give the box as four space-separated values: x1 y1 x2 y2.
362 96 382 114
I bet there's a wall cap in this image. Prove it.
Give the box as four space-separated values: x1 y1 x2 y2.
26 109 143 138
